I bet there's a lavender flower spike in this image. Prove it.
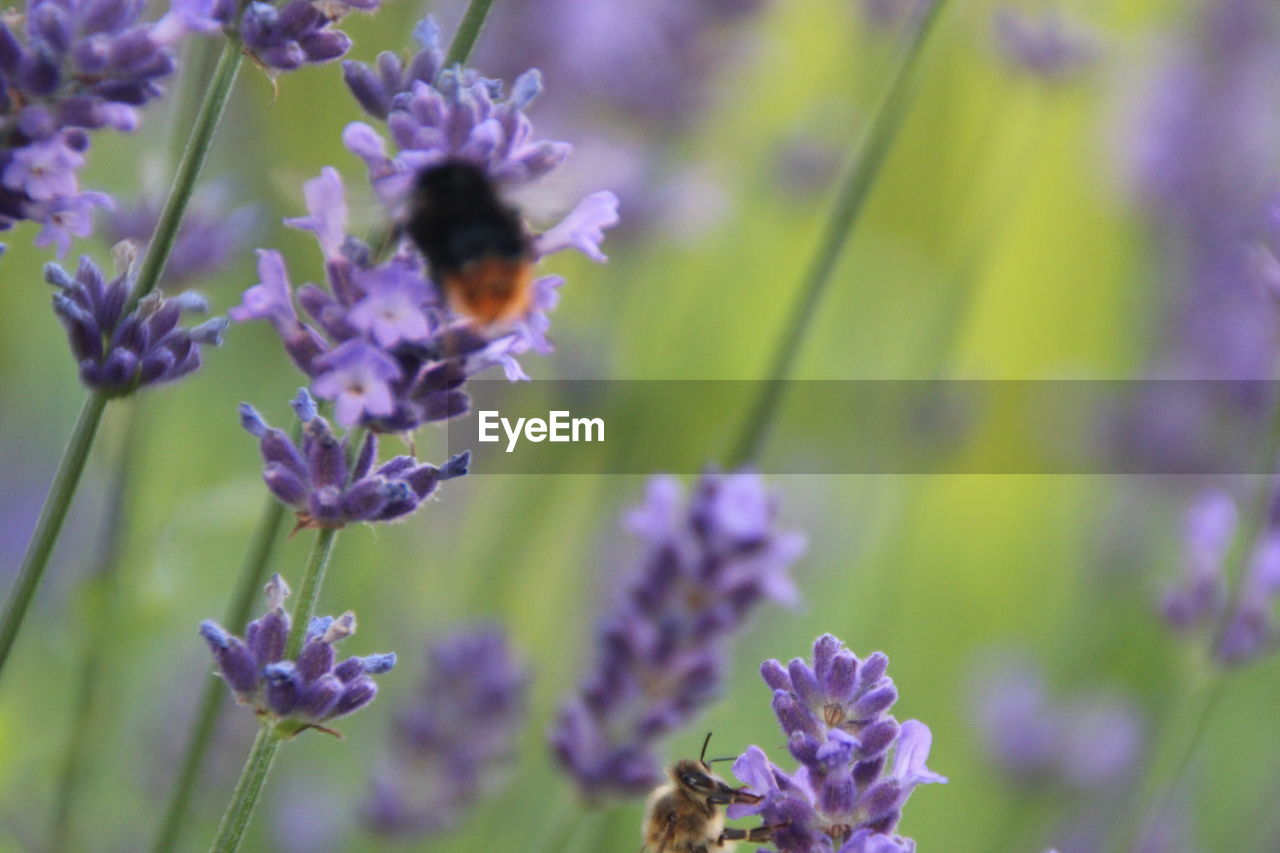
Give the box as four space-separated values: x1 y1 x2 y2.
240 389 468 530
992 8 1098 81
729 635 945 852
1215 488 1280 665
550 471 804 799
232 22 620 431
47 251 226 395
200 574 395 737
178 0 374 72
363 625 528 837
970 652 1144 792
1161 490 1235 633
0 0 193 253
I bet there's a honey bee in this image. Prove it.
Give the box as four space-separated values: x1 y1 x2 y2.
406 159 535 326
642 734 779 853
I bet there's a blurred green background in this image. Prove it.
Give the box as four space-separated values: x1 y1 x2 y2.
1 0 1274 850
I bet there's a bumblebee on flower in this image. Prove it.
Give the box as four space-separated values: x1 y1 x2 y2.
231 18 620 433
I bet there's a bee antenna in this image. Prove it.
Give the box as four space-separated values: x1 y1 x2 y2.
706 756 736 765
699 732 714 764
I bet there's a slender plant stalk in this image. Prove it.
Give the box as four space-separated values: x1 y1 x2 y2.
206 524 340 852
444 0 494 66
1113 394 1280 851
48 401 145 852
0 392 108 678
128 35 243 312
0 31 245 684
283 526 341 657
726 0 948 468
1111 669 1223 852
208 727 282 853
149 492 290 853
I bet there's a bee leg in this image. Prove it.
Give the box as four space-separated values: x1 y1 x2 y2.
654 812 677 853
720 823 786 843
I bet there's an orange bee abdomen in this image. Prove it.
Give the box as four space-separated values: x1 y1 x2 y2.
442 257 535 326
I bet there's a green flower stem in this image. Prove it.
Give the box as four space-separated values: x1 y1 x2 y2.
149 492 290 853
209 525 343 853
128 34 243 311
0 391 109 680
284 525 341 658
208 726 282 853
725 0 948 468
444 0 495 66
49 401 144 853
1111 667 1223 852
0 31 245 684
207 423 364 850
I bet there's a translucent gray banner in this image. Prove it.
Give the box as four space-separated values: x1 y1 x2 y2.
441 380 1274 474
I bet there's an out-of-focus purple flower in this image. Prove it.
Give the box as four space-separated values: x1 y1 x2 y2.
1161 490 1236 632
730 635 944 851
1215 497 1280 664
1157 484 1280 666
239 389 468 530
46 251 226 395
1128 0 1280 383
859 0 929 30
1115 0 1280 476
200 574 396 737
233 22 618 431
456 0 766 130
993 8 1098 80
102 187 255 285
549 471 804 799
0 0 193 253
971 653 1143 792
362 625 528 837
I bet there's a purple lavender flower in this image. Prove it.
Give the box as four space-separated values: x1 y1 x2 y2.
1161 491 1235 632
232 21 618 431
0 0 194 253
729 635 945 852
432 0 763 240
971 653 1143 792
362 625 528 837
1157 485 1280 665
341 20 619 228
1215 496 1280 664
992 8 1098 80
46 250 226 395
199 574 395 737
239 389 468 530
175 0 371 72
549 471 804 799
455 0 767 129
102 187 255 285
1128 0 1280 385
